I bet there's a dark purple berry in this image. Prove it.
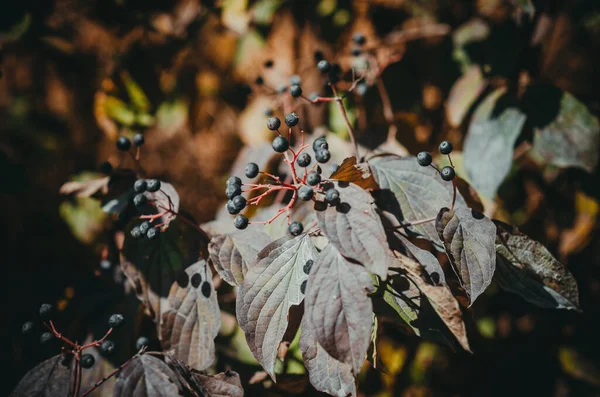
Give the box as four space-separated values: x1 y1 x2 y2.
267 117 281 131
132 133 144 146
307 171 321 186
245 163 259 178
136 336 149 350
315 149 330 163
39 304 55 321
146 179 161 192
133 179 147 193
226 183 242 199
296 153 311 167
289 221 304 236
290 84 302 98
146 227 159 240
439 140 453 155
232 195 246 212
440 166 455 181
317 60 331 73
101 340 116 356
108 314 124 329
234 214 249 230
298 185 314 201
285 112 299 127
81 354 95 369
272 136 290 153
116 136 131 151
353 32 366 45
133 194 147 207
227 176 242 186
325 188 339 204
417 152 432 167
21 321 35 335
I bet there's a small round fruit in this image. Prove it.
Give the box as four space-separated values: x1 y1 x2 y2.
306 171 321 186
351 47 361 56
317 60 331 73
227 176 242 186
289 221 304 236
315 149 331 163
290 84 302 98
312 137 328 151
303 259 313 274
417 152 432 167
39 303 55 321
226 183 242 199
40 332 54 344
232 195 247 211
101 340 116 356
353 32 366 45
296 153 311 167
201 281 211 298
132 133 144 147
300 280 307 294
80 354 95 369
146 227 159 240
133 194 147 208
99 161 113 175
272 136 290 153
139 221 151 235
255 76 264 85
439 140 453 155
100 260 111 270
133 179 147 193
136 336 149 350
226 200 240 215
267 117 281 131
116 136 131 151
264 60 274 68
234 214 249 230
108 314 125 329
290 75 302 85
325 188 340 204
285 112 300 127
440 166 456 181
21 321 35 335
245 163 259 178
298 185 314 201
146 179 161 192
130 226 142 239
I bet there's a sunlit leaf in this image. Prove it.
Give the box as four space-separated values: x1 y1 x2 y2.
446 65 487 127
104 96 135 126
121 71 151 112
330 157 378 190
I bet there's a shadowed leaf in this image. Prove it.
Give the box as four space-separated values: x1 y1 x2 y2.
304 244 374 373
236 233 318 379
436 207 496 304
10 354 73 397
398 234 446 285
495 222 580 311
113 355 183 397
142 181 180 226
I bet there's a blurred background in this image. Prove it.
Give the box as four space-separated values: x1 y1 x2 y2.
2 0 600 396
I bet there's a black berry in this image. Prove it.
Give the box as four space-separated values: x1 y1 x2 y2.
226 200 240 215
285 112 299 127
234 214 249 230
146 179 161 192
290 75 302 85
255 76 264 85
298 185 314 201
136 336 149 350
290 84 302 98
134 179 147 193
317 60 331 73
307 171 321 186
314 50 325 62
227 176 242 186
133 193 147 208
130 226 142 239
289 221 304 236
201 281 212 298
315 149 331 163
440 166 455 181
300 280 307 294
100 260 112 270
245 163 259 178
108 314 125 329
417 152 432 167
325 188 340 204
264 108 273 116
101 340 116 356
40 332 54 344
139 221 150 235
296 153 311 167
309 92 319 101
226 183 242 199
232 195 247 211
264 60 274 68
21 321 35 335
328 64 341 83
39 303 55 321
116 136 131 151
80 354 95 369
277 85 287 94
439 140 453 155
353 32 366 45
351 48 361 56
303 259 313 274
132 133 144 147
267 117 281 131
313 137 328 151
99 161 113 175
272 136 290 153
146 227 159 240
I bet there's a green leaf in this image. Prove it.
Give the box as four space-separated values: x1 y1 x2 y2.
463 88 526 199
532 91 599 172
436 207 497 304
236 233 318 379
104 96 135 126
121 71 151 112
495 222 580 311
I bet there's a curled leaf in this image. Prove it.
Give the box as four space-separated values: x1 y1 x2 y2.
113 355 183 397
330 157 378 190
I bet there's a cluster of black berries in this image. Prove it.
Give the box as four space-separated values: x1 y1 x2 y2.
225 176 248 230
131 220 159 240
116 134 145 152
312 136 331 164
351 32 366 56
417 140 456 181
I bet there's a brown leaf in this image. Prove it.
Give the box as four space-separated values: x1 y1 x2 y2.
330 157 379 190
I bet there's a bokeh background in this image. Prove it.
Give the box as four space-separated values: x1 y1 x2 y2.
2 0 600 396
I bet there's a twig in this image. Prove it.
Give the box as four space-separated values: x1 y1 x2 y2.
330 84 360 160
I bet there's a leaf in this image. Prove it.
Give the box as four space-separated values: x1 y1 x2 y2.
446 65 487 127
113 355 183 397
315 181 390 279
160 261 221 371
236 233 318 379
121 71 151 112
452 18 490 72
397 234 446 285
104 95 135 126
303 244 374 373
463 88 527 199
436 207 497 304
208 231 272 286
121 218 203 323
532 91 599 172
392 254 471 352
369 154 466 247
299 315 357 397
10 354 73 397
330 157 379 190
495 222 580 311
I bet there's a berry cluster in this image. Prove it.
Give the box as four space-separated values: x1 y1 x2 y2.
129 178 177 240
416 140 458 209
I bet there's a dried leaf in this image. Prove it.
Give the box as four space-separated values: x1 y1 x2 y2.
161 261 221 371
436 207 497 304
464 88 527 199
59 175 110 197
208 231 272 286
330 157 379 190
10 354 73 397
369 154 466 247
315 181 390 279
446 65 487 127
236 234 318 379
495 221 580 311
113 355 183 397
304 244 374 373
